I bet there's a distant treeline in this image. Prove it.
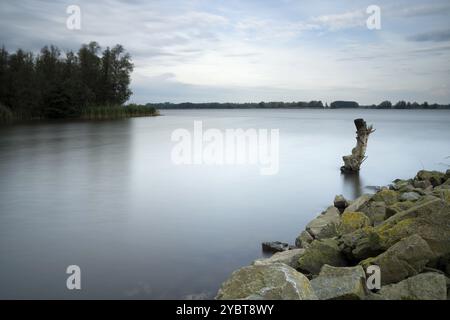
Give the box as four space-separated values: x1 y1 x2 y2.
0 42 157 122
150 100 450 110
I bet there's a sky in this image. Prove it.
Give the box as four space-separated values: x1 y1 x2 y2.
0 0 449 104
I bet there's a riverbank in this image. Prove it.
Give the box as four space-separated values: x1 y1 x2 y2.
0 104 159 123
217 169 450 300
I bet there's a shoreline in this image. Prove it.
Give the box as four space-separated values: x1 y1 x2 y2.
216 169 450 300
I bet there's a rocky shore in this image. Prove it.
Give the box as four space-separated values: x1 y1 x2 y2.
216 169 450 300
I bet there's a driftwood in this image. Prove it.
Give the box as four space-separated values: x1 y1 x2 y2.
340 118 375 173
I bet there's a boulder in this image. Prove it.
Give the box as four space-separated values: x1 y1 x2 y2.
372 189 399 205
415 170 445 187
360 234 434 285
311 265 367 300
334 195 348 213
413 179 432 189
399 192 420 202
368 272 447 300
360 201 386 226
298 238 347 275
339 227 384 261
345 194 372 213
262 241 290 253
305 206 341 239
375 198 450 258
253 249 305 269
391 179 413 191
338 212 371 235
216 263 318 300
295 230 313 248
385 201 415 219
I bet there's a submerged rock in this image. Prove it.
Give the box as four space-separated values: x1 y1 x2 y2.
311 265 367 300
298 238 347 275
253 249 305 269
216 263 318 300
368 273 447 300
262 241 290 253
305 206 341 239
338 212 371 235
360 234 434 285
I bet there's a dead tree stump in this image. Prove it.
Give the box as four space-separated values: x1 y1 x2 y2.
340 118 375 173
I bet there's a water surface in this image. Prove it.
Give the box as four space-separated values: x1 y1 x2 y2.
0 109 449 299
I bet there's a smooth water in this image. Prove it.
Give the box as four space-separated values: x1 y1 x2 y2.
0 109 449 299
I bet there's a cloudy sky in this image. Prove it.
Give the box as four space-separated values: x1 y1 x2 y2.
1 0 449 104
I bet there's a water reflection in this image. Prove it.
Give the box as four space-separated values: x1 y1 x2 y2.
341 172 363 200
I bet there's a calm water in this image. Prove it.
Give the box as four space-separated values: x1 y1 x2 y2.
0 109 449 299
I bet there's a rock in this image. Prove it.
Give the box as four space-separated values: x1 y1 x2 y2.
339 227 384 261
253 249 305 269
216 263 318 300
391 179 413 191
372 189 399 205
311 265 367 300
298 238 347 275
399 192 421 202
295 230 314 248
334 195 348 213
432 189 450 203
385 201 415 219
345 194 373 213
413 180 432 189
368 273 447 300
415 170 445 187
305 206 341 239
360 201 386 226
262 241 290 253
360 234 434 285
338 212 371 235
375 198 450 258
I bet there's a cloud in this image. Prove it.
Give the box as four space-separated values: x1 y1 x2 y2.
407 29 450 42
311 10 366 31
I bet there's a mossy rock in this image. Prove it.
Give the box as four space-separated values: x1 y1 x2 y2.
339 226 384 262
298 238 347 275
360 234 434 285
372 189 399 205
385 201 415 219
338 212 371 235
415 170 445 187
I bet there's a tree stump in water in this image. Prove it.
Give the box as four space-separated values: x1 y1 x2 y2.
340 118 375 173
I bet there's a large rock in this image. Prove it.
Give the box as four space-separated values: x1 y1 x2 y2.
345 194 373 213
400 192 420 202
334 195 348 213
216 263 318 300
298 238 347 275
338 212 371 235
372 189 399 205
415 170 445 187
262 241 290 253
360 234 434 285
368 272 447 300
295 230 313 248
359 201 386 226
413 180 432 189
385 201 415 219
311 265 367 300
375 198 450 259
305 206 341 239
339 227 383 261
253 249 305 269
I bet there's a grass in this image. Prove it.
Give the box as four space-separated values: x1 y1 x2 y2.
80 104 160 120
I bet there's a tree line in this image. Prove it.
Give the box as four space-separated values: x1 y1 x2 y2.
0 42 135 120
